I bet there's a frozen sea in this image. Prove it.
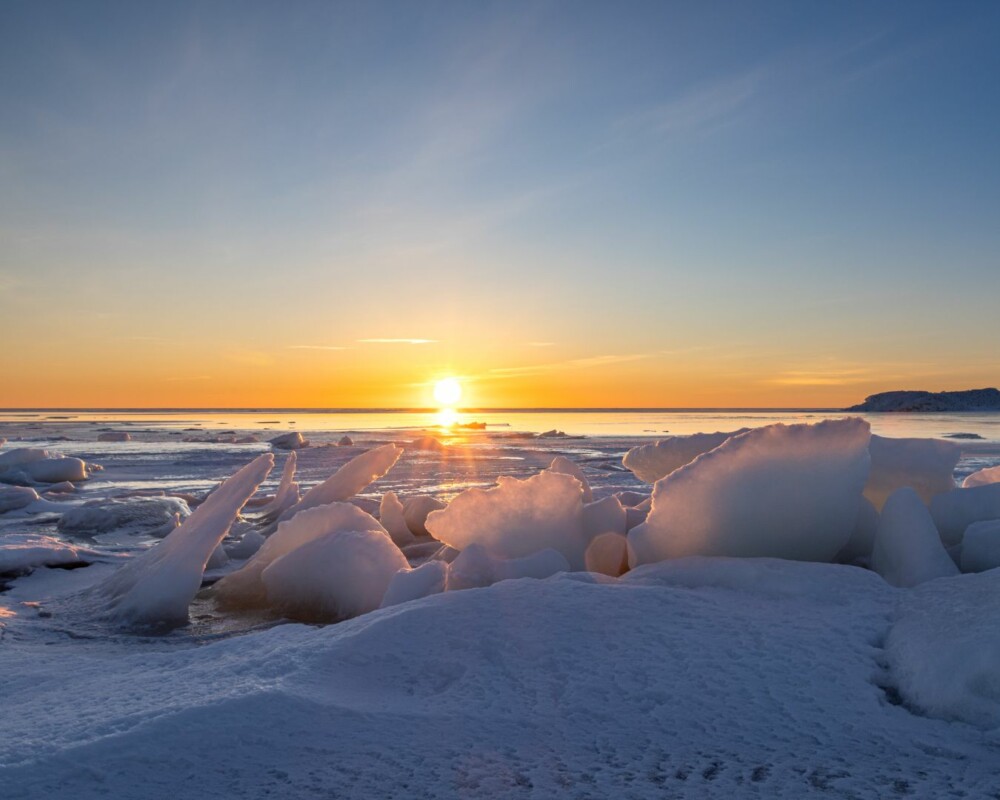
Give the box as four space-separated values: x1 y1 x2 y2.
2 409 1000 798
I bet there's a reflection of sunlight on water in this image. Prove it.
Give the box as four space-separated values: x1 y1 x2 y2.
436 408 458 428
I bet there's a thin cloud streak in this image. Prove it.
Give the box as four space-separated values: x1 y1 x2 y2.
358 338 438 345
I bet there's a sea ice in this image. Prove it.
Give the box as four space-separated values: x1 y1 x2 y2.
886 569 1000 727
864 435 960 510
836 496 879 563
276 444 402 523
214 502 387 608
582 495 626 539
930 483 1000 547
0 533 94 575
58 497 191 536
225 530 265 560
628 419 871 566
425 471 588 568
584 532 629 576
379 560 448 608
546 456 593 501
402 494 446 537
261 529 407 622
963 465 1000 488
622 429 749 483
270 431 308 450
871 487 958 587
90 454 273 627
97 431 131 442
0 447 49 470
338 435 353 446
256 452 300 521
0 485 40 514
959 520 1000 572
379 491 415 546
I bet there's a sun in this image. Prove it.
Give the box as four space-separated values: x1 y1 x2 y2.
433 377 462 407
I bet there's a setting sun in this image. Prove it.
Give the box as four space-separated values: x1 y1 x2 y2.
433 378 462 407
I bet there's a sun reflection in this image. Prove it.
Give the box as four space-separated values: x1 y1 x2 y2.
436 407 459 428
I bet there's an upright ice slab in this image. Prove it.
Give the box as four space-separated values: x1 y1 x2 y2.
628 419 871 566
92 454 273 627
277 444 402 523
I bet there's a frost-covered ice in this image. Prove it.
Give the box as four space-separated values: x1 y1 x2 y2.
0 485 40 513
0 533 95 574
378 490 415 546
58 497 191 536
446 543 570 590
836 496 879 563
401 493 446 536
622 429 749 483
255 452 300 521
426 471 589 568
547 455 593 501
97 431 132 442
270 431 308 450
628 419 871 565
870 488 958 587
864 435 960 509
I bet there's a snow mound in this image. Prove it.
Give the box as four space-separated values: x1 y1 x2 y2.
89 454 273 627
864 435 960 510
963 465 1000 488
379 491 415 546
959 520 1000 572
0 533 94 575
622 429 748 483
871 488 958 588
426 471 588 568
58 497 191 536
402 494 446 536
214 502 386 609
547 456 593 501
0 448 49 471
930 483 1000 546
260 529 407 622
270 431 308 450
447 543 570 590
0 450 90 484
380 560 448 608
256 452 300 522
276 443 402 523
338 435 353 446
0 485 40 514
628 419 871 566
886 569 1000 727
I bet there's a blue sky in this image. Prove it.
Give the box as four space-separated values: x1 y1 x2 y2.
1 0 998 407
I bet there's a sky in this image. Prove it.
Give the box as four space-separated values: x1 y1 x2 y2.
1 0 998 409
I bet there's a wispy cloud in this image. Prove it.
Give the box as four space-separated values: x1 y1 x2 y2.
490 353 650 378
358 338 437 345
287 344 349 351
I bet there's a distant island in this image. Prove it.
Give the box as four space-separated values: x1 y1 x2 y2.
847 388 1000 412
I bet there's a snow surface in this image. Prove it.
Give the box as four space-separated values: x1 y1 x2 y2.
886 569 1000 727
870 488 959 587
379 559 448 608
446 543 570 590
4 560 1000 798
628 419 871 566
